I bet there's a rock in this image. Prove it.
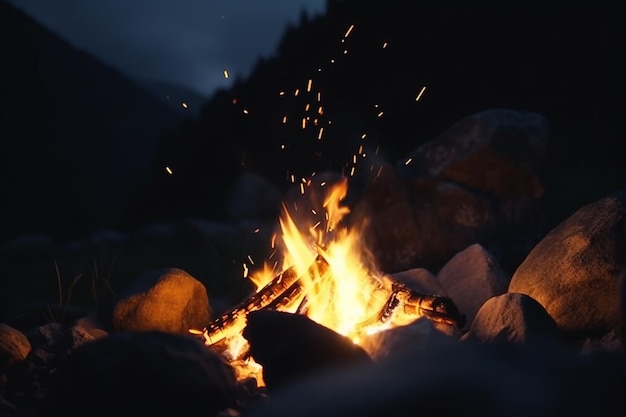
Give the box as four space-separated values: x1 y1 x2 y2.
0 324 31 367
389 266 445 296
112 267 211 334
437 243 510 330
40 331 239 416
350 108 549 275
226 172 284 224
242 310 373 394
243 335 626 417
462 292 563 346
359 317 454 361
509 189 626 339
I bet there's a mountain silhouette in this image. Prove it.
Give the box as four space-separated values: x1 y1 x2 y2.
2 0 621 241
1 0 188 242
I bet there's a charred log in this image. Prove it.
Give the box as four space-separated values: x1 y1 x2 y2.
203 254 330 345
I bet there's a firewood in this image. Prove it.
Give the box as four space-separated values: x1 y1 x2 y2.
202 251 464 350
202 254 330 345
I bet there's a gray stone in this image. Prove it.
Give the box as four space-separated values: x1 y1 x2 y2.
437 243 510 330
462 293 562 345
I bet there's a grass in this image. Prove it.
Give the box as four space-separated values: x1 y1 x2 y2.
0 217 275 327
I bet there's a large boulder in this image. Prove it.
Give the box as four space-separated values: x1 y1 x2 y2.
350 108 549 275
509 190 626 339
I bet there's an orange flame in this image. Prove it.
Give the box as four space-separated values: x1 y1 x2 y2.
249 176 391 340
217 176 406 385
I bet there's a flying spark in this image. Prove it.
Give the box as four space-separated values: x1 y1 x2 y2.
344 24 355 38
415 86 427 101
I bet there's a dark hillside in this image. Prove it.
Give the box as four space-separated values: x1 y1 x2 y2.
1 0 188 242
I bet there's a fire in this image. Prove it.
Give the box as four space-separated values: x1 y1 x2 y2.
199 176 463 386
247 176 389 340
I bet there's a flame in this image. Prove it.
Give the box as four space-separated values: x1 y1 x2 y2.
248 177 395 339
209 176 406 386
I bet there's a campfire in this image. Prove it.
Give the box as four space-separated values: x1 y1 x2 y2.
192 176 464 385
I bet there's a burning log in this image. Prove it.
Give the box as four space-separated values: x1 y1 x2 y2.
203 254 330 345
367 276 466 328
202 252 464 351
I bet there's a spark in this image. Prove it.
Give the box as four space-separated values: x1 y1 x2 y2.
305 103 310 111
294 88 300 97
242 263 249 278
415 86 427 101
282 116 287 124
181 102 188 109
344 24 355 38
243 109 249 114
223 70 229 79
317 106 323 115
254 228 260 234
247 255 255 264
165 166 173 175
307 79 313 92
377 111 384 117
404 158 413 166
279 91 285 96
318 127 324 140
302 118 307 129
317 92 322 101
361 133 367 139
382 42 388 48
300 183 305 195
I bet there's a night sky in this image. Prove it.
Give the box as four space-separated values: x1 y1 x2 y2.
5 0 327 97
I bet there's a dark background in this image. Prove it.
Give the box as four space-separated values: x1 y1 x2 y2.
2 0 623 244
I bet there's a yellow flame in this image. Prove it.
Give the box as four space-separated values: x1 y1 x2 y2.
223 178 401 385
